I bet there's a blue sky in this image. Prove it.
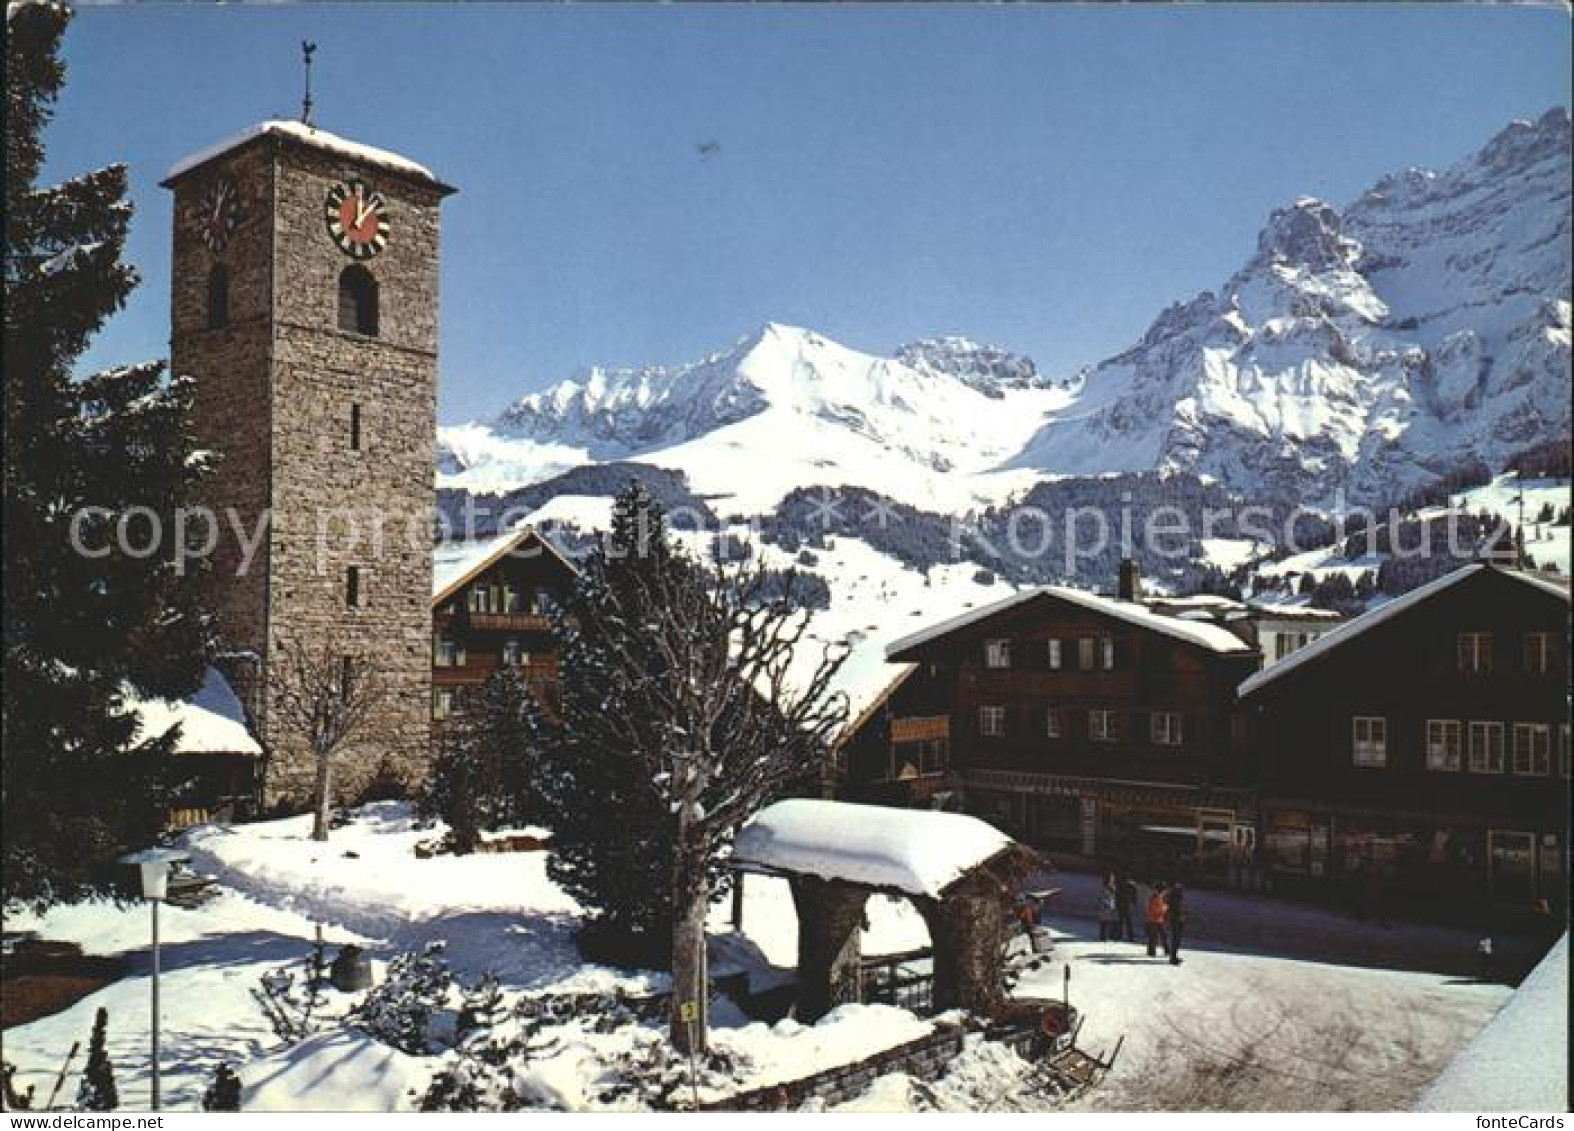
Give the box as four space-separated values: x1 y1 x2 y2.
45 4 1571 423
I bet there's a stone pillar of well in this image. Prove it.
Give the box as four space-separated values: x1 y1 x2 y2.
790 876 870 1023
924 870 1011 1016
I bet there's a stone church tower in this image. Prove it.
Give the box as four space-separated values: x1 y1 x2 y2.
164 122 455 805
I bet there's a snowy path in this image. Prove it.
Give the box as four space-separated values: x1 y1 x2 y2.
1024 867 1554 982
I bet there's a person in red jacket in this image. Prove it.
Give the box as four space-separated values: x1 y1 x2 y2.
1145 881 1169 958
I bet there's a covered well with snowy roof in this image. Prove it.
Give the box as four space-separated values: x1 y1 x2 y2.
733 798 1014 899
731 799 1033 1022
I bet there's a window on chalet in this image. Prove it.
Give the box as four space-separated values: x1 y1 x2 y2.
1274 631 1314 662
1523 632 1556 674
339 656 354 702
432 687 455 720
338 265 379 336
916 739 947 776
1089 709 1117 743
469 585 505 614
1151 711 1183 746
1100 637 1116 670
1352 716 1387 767
345 565 362 609
984 639 1011 669
433 636 465 667
979 705 1006 737
1511 723 1550 776
207 264 230 329
890 739 948 780
503 584 524 614
349 403 362 452
1045 708 1060 738
1047 638 1063 670
502 637 527 666
1457 632 1493 675
1425 719 1462 772
1468 722 1505 774
1078 637 1096 670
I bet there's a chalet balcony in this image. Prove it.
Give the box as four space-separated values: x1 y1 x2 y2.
434 610 554 633
891 715 950 743
469 611 553 633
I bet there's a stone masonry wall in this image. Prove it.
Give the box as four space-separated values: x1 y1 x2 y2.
169 134 446 805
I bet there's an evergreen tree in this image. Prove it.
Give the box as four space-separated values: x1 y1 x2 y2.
537 484 691 959
76 1008 117 1111
420 668 542 854
539 483 848 1052
4 2 214 905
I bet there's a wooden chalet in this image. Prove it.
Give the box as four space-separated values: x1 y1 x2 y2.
1239 564 1570 913
430 527 578 722
881 573 1264 884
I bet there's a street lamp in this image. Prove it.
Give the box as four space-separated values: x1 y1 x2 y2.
120 847 188 1111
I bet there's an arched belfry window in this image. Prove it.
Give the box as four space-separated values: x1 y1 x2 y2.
338 265 379 337
206 264 230 329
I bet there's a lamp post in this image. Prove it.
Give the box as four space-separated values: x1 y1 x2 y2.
120 848 189 1111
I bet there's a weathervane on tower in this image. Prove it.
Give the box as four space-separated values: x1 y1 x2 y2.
300 40 317 127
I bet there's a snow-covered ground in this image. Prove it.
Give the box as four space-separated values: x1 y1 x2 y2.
1254 474 1572 589
665 522 1003 719
4 805 1541 1112
1417 933 1568 1112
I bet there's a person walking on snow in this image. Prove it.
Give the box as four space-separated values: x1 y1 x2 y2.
1145 882 1169 957
1165 881 1187 965
1098 872 1119 942
1115 870 1137 941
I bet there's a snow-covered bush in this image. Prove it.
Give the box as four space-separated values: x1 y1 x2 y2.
419 992 745 1112
252 939 330 1043
353 942 456 1055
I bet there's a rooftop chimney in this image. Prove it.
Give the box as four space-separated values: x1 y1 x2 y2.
1118 558 1142 602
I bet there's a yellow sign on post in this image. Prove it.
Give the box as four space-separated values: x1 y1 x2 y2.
679 999 699 1023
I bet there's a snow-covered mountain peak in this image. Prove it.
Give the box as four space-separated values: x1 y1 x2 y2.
1008 109 1571 504
1474 106 1570 176
441 323 1069 512
1251 198 1363 275
894 336 1055 397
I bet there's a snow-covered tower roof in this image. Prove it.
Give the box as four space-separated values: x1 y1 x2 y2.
161 120 455 194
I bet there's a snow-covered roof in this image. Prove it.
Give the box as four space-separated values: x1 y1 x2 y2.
834 664 916 749
731 799 1014 899
164 120 448 188
431 526 578 606
129 667 260 756
1239 565 1570 698
886 584 1254 660
1243 603 1345 622
1416 933 1568 1112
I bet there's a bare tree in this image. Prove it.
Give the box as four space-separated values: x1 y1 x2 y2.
558 519 848 1052
268 631 387 841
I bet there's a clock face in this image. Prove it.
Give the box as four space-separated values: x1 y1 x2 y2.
199 176 241 252
325 178 390 259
